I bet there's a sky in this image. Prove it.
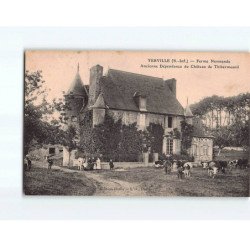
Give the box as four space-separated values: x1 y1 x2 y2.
25 51 250 106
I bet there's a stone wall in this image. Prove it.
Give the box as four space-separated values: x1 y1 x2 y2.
191 137 213 162
146 113 165 127
93 108 105 126
63 148 77 167
107 109 138 125
108 109 183 132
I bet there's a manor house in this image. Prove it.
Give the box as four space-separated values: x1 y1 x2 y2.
65 64 213 162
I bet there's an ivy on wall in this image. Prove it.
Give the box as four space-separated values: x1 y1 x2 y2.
180 120 194 155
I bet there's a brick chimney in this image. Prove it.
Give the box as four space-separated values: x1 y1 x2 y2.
165 78 176 97
89 65 103 106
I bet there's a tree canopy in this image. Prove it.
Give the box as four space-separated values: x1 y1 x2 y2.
24 70 64 155
190 93 249 148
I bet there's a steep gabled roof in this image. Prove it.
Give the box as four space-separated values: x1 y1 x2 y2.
100 69 184 115
184 105 193 117
91 93 107 109
66 71 88 97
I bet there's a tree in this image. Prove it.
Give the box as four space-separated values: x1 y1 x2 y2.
24 70 58 155
190 93 249 148
61 125 78 166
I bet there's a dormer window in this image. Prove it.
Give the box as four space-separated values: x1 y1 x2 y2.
139 97 147 111
133 92 147 111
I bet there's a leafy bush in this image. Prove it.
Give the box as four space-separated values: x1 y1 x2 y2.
180 120 194 154
79 113 143 162
146 123 164 153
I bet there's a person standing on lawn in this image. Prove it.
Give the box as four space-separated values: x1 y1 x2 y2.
109 159 114 170
177 160 184 179
47 155 53 170
164 159 172 174
83 158 88 170
92 157 97 170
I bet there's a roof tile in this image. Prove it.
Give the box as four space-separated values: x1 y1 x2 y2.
100 69 184 115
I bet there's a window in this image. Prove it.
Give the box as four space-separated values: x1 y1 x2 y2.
49 147 55 154
166 139 173 155
139 97 147 111
200 146 204 156
168 116 173 128
139 113 146 129
203 146 208 156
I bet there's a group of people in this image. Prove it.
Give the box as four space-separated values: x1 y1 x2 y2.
75 157 102 171
25 154 115 171
75 157 115 171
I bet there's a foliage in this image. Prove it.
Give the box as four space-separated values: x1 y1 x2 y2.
190 93 249 148
190 93 250 121
79 113 150 161
78 110 93 152
53 91 84 160
212 122 249 150
146 123 164 153
180 120 194 154
92 114 122 159
61 125 78 151
119 123 143 161
170 128 181 139
53 94 80 125
139 130 151 153
24 70 61 155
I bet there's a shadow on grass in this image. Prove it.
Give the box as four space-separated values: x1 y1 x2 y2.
24 167 96 196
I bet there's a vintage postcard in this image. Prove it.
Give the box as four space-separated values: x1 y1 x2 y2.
24 51 250 196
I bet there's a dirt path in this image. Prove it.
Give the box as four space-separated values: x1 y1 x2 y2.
48 163 146 196
84 171 147 196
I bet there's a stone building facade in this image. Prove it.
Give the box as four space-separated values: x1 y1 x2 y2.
64 64 213 162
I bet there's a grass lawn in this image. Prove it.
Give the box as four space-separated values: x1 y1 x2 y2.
99 167 249 197
23 161 249 197
24 166 96 195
